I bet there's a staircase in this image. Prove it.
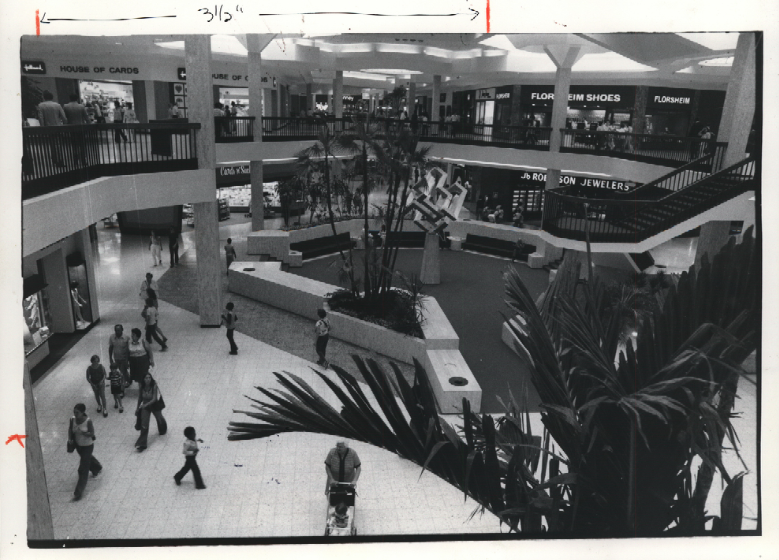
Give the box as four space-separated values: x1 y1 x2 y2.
542 153 757 244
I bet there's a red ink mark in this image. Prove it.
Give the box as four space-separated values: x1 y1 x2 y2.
485 0 490 32
36 10 40 36
6 435 27 448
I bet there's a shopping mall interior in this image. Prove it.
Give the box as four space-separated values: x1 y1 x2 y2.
7 28 765 550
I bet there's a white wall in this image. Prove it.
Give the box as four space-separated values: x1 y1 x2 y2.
23 169 214 257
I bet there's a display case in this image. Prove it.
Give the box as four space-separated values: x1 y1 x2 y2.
66 253 94 331
23 282 52 354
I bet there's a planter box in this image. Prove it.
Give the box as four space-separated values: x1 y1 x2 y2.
228 261 481 413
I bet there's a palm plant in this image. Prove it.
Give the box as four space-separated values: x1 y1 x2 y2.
228 228 758 535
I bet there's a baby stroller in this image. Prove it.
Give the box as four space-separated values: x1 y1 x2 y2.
325 482 357 536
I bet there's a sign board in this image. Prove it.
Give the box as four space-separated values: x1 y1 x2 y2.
178 67 277 88
647 87 696 108
477 88 496 100
520 85 636 107
216 164 250 185
21 61 46 75
518 170 635 192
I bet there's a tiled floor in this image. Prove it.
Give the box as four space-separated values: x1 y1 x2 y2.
31 221 759 540
33 227 500 540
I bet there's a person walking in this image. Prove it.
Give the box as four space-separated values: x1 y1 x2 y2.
108 324 131 387
149 230 162 267
174 426 206 489
324 440 361 495
224 237 237 274
128 327 155 385
315 308 331 368
63 94 90 165
142 297 168 351
139 273 159 306
86 355 108 417
169 228 180 268
113 100 128 143
67 403 102 501
123 101 138 141
108 363 125 413
220 302 238 355
135 372 167 452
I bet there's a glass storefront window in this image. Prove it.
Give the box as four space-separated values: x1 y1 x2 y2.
23 291 51 353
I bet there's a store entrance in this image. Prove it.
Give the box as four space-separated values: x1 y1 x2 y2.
79 80 133 123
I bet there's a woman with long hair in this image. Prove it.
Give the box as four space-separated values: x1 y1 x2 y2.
135 372 167 451
67 403 102 500
127 327 154 386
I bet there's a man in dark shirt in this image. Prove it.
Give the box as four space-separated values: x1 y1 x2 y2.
169 228 180 267
324 441 361 495
36 91 67 165
63 94 91 164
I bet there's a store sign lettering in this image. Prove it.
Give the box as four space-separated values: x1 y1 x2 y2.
219 165 250 176
22 61 46 74
530 92 622 102
56 65 140 75
519 171 631 191
477 88 495 100
496 92 510 100
653 95 691 105
179 67 275 86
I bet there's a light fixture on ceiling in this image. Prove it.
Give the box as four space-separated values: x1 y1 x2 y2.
699 56 734 67
361 69 423 75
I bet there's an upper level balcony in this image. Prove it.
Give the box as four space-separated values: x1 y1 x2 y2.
22 116 724 201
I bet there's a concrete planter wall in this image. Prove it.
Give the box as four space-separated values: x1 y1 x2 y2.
228 260 481 413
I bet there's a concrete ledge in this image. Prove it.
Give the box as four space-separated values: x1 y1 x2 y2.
423 350 481 413
528 252 545 269
246 230 290 262
288 251 303 268
227 260 481 413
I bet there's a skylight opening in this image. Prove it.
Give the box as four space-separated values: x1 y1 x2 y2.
677 32 740 51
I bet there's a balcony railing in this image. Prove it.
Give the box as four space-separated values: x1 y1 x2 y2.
560 128 721 167
542 157 757 244
22 122 200 200
214 116 254 142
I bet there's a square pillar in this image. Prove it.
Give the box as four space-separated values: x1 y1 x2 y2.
185 35 222 326
333 71 344 118
718 32 757 168
247 33 266 231
408 81 417 116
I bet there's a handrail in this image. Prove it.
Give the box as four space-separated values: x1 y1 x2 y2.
22 122 199 200
542 156 757 243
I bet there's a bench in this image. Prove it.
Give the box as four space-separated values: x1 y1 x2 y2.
461 234 536 261
289 232 355 260
369 230 450 248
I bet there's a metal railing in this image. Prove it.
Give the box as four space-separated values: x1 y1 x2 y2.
560 128 721 167
22 122 200 200
214 116 254 142
542 157 757 243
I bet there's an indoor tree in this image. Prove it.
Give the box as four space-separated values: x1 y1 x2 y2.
228 229 758 535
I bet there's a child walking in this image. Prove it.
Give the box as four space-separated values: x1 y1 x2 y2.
174 426 206 489
86 355 108 417
109 363 124 413
315 308 331 368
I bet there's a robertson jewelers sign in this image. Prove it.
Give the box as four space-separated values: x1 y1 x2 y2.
519 171 635 192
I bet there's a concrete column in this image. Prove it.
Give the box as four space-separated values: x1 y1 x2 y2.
420 232 441 284
247 34 266 232
306 82 313 112
333 71 344 118
144 80 157 121
185 35 222 326
717 32 756 168
632 85 649 134
432 75 441 130
24 360 54 539
694 221 732 271
274 88 281 117
544 168 561 198
408 81 417 116
548 67 572 153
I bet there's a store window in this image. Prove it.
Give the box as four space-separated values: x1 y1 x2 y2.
23 274 52 354
79 80 134 122
66 253 93 331
219 87 249 115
